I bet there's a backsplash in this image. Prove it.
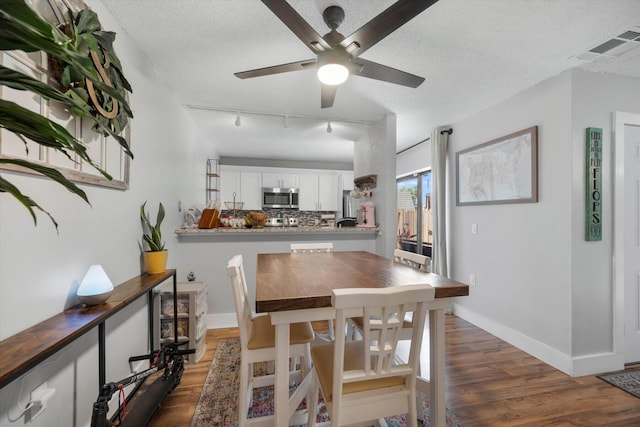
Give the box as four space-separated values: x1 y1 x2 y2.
220 209 335 227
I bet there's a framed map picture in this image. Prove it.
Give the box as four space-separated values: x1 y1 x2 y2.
456 126 538 206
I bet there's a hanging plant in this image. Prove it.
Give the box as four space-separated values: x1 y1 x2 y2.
0 0 133 229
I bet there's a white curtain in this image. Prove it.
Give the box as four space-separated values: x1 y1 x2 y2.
431 128 449 277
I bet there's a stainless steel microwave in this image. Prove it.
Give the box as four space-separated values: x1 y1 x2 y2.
262 188 299 209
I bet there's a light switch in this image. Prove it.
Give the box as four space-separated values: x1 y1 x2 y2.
471 223 478 234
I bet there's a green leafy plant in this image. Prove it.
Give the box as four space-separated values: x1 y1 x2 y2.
140 202 165 252
55 7 132 144
0 0 133 229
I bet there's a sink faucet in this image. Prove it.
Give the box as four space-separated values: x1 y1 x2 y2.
283 213 289 227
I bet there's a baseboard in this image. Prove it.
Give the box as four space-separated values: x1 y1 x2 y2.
571 352 624 376
453 304 624 376
206 312 237 329
453 304 573 375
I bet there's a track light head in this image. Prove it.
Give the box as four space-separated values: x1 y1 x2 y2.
327 120 332 133
235 112 241 126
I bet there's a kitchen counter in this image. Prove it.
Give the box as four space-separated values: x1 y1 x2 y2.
175 225 379 236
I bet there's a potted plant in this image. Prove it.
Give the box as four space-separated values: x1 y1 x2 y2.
140 201 167 274
0 0 133 229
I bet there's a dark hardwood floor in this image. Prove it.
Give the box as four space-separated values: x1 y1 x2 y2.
145 315 640 426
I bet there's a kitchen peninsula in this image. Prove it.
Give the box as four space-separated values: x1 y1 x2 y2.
173 225 379 326
175 225 378 237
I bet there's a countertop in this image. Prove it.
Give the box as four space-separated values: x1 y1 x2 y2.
175 225 379 235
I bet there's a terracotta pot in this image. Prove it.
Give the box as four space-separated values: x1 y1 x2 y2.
143 250 168 274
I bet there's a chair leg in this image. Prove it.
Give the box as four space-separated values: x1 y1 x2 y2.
408 392 418 427
239 359 250 426
307 371 320 427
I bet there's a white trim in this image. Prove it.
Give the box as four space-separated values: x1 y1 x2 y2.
453 304 624 376
454 304 573 374
206 312 237 329
613 112 640 364
572 352 624 377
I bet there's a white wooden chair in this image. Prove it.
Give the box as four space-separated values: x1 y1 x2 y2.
290 242 334 253
290 242 335 342
349 249 431 341
227 255 314 426
394 248 431 272
306 285 435 427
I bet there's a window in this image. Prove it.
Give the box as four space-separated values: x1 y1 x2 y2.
396 171 432 257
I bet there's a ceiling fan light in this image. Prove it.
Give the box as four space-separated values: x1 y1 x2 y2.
317 63 349 85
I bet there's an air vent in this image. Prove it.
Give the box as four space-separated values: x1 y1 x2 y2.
617 30 640 41
576 26 640 61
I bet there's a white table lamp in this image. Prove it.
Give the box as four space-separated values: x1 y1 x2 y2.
77 265 114 305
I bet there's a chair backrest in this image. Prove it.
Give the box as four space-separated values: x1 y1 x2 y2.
290 242 333 253
393 249 431 272
331 284 435 400
226 255 253 349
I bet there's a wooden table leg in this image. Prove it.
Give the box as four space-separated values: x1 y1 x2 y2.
429 308 446 427
275 322 290 427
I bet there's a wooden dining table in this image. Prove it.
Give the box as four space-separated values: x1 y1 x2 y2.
256 250 469 427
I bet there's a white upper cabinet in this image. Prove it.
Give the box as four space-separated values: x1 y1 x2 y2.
299 173 338 211
220 166 261 210
220 169 241 207
262 172 299 189
240 172 262 210
299 174 319 210
339 171 355 192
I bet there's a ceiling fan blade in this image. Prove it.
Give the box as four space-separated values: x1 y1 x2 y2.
261 0 332 53
341 0 439 57
235 59 317 79
351 58 425 88
321 84 338 109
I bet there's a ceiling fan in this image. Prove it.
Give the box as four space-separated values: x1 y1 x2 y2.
234 0 439 108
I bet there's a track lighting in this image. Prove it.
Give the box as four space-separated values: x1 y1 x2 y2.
187 105 374 131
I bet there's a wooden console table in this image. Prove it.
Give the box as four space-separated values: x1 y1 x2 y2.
0 270 177 390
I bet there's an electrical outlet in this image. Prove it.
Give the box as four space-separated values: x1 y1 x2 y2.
469 274 476 285
471 223 478 234
28 381 55 421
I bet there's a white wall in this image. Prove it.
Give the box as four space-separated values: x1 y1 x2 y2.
396 139 431 178
354 115 397 258
450 69 640 376
0 0 213 425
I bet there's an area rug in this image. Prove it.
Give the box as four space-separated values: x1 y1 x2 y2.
598 369 640 398
190 338 462 427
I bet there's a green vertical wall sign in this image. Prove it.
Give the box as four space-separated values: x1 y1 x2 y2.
586 127 603 241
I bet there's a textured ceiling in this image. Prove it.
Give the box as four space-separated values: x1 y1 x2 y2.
100 0 640 163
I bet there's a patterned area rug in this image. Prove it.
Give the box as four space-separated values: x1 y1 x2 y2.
598 369 640 398
190 338 462 427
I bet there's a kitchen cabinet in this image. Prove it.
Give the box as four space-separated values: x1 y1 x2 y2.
220 169 240 207
220 168 261 210
299 174 338 211
339 171 354 191
240 172 261 210
262 172 299 189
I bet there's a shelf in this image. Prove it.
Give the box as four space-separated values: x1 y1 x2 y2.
354 174 377 189
154 281 207 364
206 159 220 204
0 270 177 389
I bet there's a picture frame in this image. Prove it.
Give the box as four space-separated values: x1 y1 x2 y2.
456 126 538 206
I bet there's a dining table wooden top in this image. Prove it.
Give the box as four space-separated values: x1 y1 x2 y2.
255 251 469 313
